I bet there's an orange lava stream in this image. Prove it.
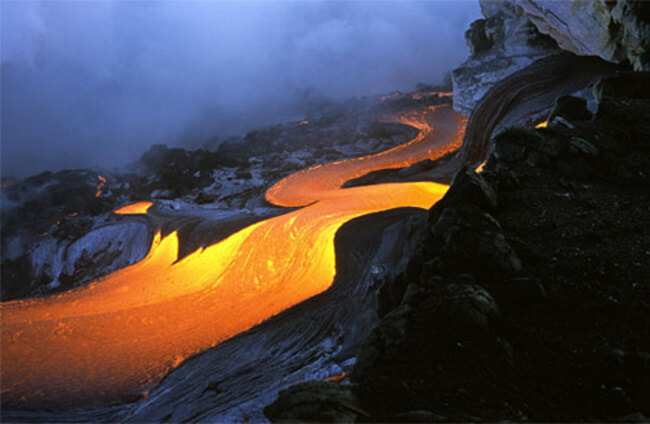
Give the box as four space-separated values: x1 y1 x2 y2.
475 160 487 173
267 105 466 207
95 175 107 198
0 104 465 408
114 201 154 215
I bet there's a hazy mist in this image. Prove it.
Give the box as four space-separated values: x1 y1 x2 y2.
1 0 480 178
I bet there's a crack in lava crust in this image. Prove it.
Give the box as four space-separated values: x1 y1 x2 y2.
0 103 465 409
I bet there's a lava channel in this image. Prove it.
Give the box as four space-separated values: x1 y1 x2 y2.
0 103 466 409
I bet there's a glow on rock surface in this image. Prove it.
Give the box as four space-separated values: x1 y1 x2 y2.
0 103 464 408
114 201 154 215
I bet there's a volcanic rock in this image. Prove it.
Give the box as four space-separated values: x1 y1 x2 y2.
514 0 650 71
457 52 619 166
547 95 593 123
269 68 650 423
393 410 447 423
452 0 650 124
452 1 561 115
264 381 365 423
595 71 650 100
428 205 522 275
351 278 513 421
465 19 492 56
435 166 497 212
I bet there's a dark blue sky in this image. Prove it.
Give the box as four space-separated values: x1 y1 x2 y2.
1 1 480 177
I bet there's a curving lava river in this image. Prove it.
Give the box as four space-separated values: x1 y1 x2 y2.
0 103 465 409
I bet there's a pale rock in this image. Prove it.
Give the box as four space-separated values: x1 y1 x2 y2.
516 0 649 71
452 2 560 115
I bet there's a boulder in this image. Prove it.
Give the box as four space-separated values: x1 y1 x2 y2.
441 282 501 333
437 166 498 213
547 95 593 123
490 126 601 180
428 205 522 275
264 381 365 423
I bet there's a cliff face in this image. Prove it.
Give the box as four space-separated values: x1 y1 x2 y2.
264 73 650 424
451 2 560 115
515 0 650 71
453 0 650 115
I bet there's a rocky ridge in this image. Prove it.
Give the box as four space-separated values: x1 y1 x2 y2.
452 0 561 115
452 0 650 116
264 72 650 423
264 3 650 418
514 0 650 71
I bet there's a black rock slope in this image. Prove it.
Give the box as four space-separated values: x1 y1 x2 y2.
265 72 650 423
459 52 619 166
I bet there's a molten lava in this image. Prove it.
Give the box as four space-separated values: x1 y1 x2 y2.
114 201 154 215
411 91 453 100
266 105 466 207
0 103 465 409
95 175 107 198
324 371 348 383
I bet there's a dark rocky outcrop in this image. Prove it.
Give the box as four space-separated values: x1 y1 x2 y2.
458 52 619 166
265 73 650 423
547 95 593 123
264 382 366 423
595 70 650 100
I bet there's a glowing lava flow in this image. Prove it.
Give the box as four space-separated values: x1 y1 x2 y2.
267 104 466 207
0 104 465 409
114 201 154 215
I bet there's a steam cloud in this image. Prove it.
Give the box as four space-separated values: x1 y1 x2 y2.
1 1 480 178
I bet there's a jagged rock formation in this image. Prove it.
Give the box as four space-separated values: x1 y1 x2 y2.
516 0 650 71
452 1 560 115
452 0 650 116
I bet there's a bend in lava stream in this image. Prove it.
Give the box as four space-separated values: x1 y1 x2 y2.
0 102 465 409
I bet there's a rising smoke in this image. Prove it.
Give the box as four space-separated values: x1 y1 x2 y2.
1 0 480 178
